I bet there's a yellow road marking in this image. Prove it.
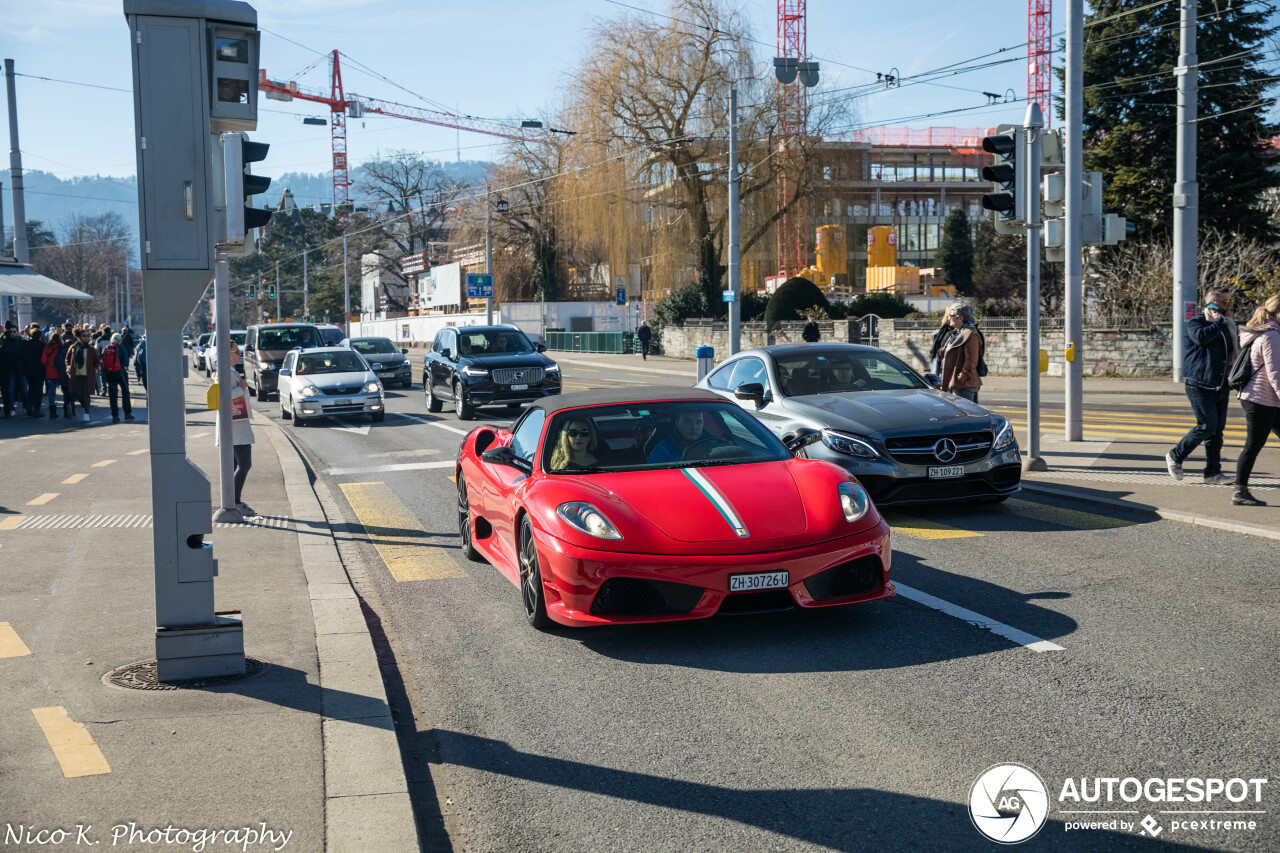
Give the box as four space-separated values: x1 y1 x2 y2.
62 474 89 485
0 623 32 657
884 514 984 540
31 706 111 778
339 482 468 582
27 493 59 506
1003 498 1136 530
564 384 593 389
447 475 456 483
127 448 148 456
91 460 116 468
0 516 25 530
574 367 600 373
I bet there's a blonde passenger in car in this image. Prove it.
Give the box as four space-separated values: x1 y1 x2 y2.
550 418 600 470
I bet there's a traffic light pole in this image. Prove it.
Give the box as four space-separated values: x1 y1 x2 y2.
302 248 309 318
1024 102 1047 472
1172 0 1198 383
1064 0 1084 441
213 251 241 523
727 86 741 356
343 232 350 334
485 187 494 325
275 261 280 320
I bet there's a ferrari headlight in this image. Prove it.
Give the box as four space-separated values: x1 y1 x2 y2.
822 429 880 459
298 384 319 397
992 417 1017 452
365 381 381 393
838 482 870 523
556 501 623 540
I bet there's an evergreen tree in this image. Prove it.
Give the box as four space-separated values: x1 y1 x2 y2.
935 210 974 295
972 219 1025 301
1076 1 1279 241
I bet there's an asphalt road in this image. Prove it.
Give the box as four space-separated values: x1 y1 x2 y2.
256 363 1280 853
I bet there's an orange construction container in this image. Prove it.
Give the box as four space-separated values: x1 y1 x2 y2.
815 225 847 276
867 226 898 268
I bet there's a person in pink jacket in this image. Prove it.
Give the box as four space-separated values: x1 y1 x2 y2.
1232 293 1280 506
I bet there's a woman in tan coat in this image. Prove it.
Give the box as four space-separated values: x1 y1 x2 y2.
939 302 982 403
64 326 101 423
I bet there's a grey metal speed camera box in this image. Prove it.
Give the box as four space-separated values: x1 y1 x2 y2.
209 24 260 132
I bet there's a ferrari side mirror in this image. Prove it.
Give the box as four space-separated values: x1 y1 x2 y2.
482 446 533 475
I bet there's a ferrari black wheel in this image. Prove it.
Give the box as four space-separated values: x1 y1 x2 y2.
456 474 482 562
518 516 551 629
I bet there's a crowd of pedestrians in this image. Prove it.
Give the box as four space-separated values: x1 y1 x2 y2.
1 320 143 425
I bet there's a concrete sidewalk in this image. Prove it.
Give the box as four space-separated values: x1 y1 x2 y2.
0 375 416 851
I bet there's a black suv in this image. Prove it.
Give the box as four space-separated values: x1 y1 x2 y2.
424 325 560 419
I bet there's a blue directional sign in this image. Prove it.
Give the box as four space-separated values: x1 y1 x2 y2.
616 287 627 306
722 289 737 302
465 273 494 299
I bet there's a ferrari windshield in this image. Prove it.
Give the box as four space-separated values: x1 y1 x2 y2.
543 401 791 473
296 351 368 375
777 350 926 397
457 329 535 356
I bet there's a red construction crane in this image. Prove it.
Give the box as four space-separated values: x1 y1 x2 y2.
776 0 809 279
1028 0 1052 127
258 50 543 210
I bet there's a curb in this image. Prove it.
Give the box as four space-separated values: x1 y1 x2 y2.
1020 480 1280 543
259 417 420 852
549 354 695 378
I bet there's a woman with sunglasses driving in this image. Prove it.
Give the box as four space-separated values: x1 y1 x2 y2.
550 418 600 470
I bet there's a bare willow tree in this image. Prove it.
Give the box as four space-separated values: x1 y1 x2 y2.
30 212 132 323
491 135 571 303
357 154 467 311
559 0 852 309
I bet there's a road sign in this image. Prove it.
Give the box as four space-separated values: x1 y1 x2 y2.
494 198 509 213
465 273 494 299
616 287 627 306
723 289 736 302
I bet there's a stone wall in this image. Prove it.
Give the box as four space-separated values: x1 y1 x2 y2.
878 319 1173 378
660 320 858 360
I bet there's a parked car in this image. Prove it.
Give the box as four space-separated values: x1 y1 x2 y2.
204 330 247 378
455 387 893 629
193 333 213 370
424 325 560 420
695 343 1022 505
278 347 385 425
182 335 193 349
244 323 326 401
341 336 412 388
316 323 346 346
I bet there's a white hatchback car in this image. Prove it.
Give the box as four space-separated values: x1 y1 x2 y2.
278 347 385 425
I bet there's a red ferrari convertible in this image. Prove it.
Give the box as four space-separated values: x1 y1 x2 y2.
454 388 895 628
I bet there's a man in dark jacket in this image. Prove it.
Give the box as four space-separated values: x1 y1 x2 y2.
0 325 20 417
802 315 821 343
1167 290 1238 485
637 322 652 361
22 327 47 416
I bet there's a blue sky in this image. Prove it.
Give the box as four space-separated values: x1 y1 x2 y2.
4 0 1044 194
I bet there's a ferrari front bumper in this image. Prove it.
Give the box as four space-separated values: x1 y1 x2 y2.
531 522 894 627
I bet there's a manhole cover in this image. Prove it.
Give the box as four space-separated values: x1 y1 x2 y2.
102 657 270 690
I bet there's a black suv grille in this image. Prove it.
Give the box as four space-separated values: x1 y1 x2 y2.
589 578 705 616
884 431 993 465
804 556 884 601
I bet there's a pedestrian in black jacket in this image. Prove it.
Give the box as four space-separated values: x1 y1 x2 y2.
802 315 821 343
22 327 47 416
637 322 652 360
1166 289 1239 485
0 326 20 417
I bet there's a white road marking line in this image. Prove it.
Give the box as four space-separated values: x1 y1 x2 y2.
395 412 469 435
327 417 372 435
329 460 457 475
893 583 1065 652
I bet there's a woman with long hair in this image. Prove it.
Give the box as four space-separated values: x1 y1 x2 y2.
549 417 600 470
1232 293 1280 506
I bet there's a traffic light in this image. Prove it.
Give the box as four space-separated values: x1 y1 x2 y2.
981 126 1025 231
248 281 257 299
267 282 276 300
221 131 272 245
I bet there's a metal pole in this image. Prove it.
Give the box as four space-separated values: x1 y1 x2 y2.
1172 0 1198 383
728 86 741 355
1065 0 1084 441
5 59 28 266
212 252 240 522
126 267 131 326
1024 101 1047 471
343 233 350 335
275 261 280 321
485 187 493 324
302 248 309 318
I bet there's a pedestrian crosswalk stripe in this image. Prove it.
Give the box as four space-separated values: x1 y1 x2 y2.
31 706 111 778
0 514 292 530
884 514 985 540
339 481 468 582
0 622 32 658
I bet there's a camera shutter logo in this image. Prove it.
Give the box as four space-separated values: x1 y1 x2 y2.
969 763 1050 844
933 437 958 463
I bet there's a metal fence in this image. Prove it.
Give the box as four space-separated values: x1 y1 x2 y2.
545 331 634 354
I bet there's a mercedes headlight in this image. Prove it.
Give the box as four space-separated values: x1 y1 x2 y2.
992 417 1016 452
838 482 871 523
365 381 381 393
556 502 623 540
461 366 489 377
298 384 319 397
821 430 880 459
